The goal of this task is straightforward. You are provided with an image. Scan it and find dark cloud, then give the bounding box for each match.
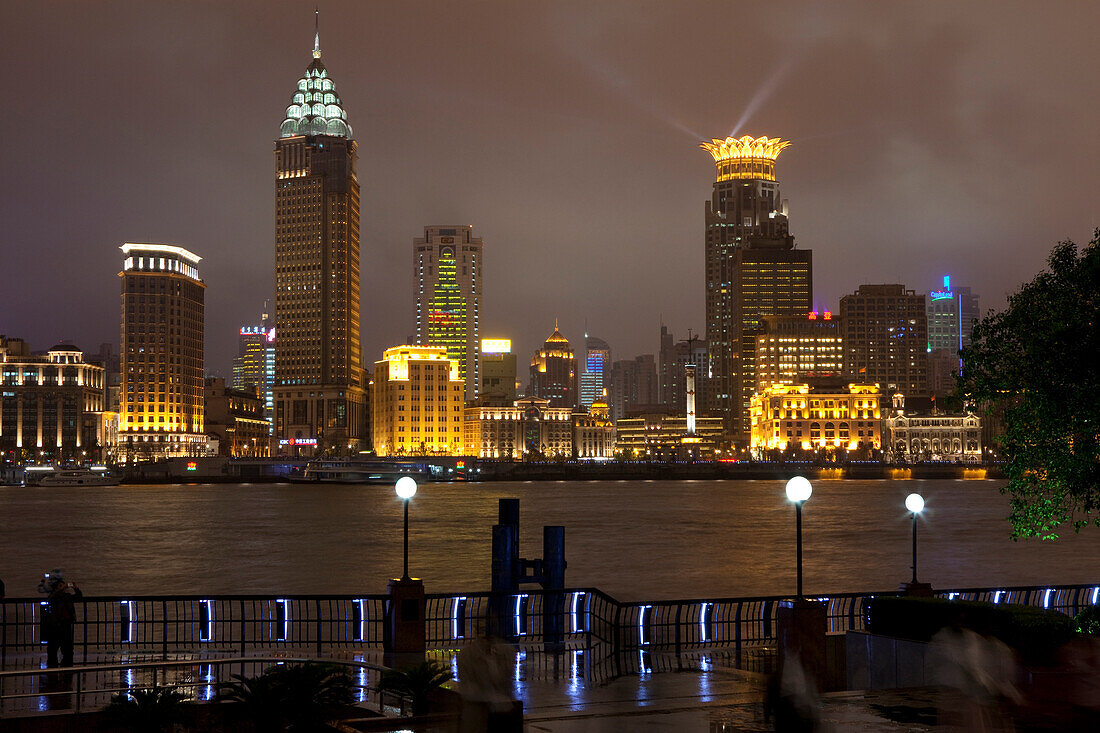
[2,1,1097,371]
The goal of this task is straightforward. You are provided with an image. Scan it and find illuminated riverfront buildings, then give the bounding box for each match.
[1,338,113,462]
[840,284,929,396]
[414,226,483,401]
[614,412,724,459]
[231,306,275,428]
[754,312,844,394]
[885,392,981,463]
[371,345,464,456]
[579,335,611,409]
[750,377,882,455]
[701,135,812,444]
[529,324,578,408]
[462,394,613,459]
[479,338,517,401]
[273,24,366,454]
[117,243,206,461]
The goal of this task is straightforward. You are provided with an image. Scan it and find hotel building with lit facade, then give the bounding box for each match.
[273,27,367,454]
[117,243,207,461]
[371,346,465,456]
[754,312,844,395]
[614,411,725,460]
[884,393,981,463]
[414,225,483,401]
[749,377,882,456]
[529,324,578,408]
[1,338,114,462]
[701,135,811,444]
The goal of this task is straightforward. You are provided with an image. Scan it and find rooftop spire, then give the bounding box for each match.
[313,8,321,59]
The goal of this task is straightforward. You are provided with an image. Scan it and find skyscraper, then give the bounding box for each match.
[231,305,275,429]
[529,323,577,408]
[579,335,611,409]
[840,284,929,396]
[118,243,206,461]
[754,312,844,394]
[414,225,483,401]
[926,276,980,352]
[273,20,366,454]
[658,326,709,415]
[610,354,659,422]
[701,135,811,443]
[479,338,517,400]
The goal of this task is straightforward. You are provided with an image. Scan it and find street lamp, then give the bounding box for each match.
[395,476,418,581]
[905,493,925,584]
[785,476,812,599]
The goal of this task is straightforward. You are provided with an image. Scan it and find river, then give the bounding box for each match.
[1,480,1096,599]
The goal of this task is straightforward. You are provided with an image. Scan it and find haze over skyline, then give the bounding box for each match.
[3,1,1098,374]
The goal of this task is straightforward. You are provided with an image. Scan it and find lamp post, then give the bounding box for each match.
[785,476,812,599]
[905,493,925,584]
[395,476,417,580]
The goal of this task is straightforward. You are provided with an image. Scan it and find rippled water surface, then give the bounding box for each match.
[1,480,1095,599]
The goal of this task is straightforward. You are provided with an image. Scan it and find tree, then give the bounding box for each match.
[959,232,1100,539]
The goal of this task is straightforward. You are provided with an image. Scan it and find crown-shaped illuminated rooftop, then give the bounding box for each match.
[700,135,791,182]
[279,11,352,139]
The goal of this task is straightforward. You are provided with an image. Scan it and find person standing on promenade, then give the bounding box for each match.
[44,578,82,667]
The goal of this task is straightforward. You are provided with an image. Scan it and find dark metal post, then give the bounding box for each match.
[911,512,918,584]
[402,499,410,581]
[795,501,804,599]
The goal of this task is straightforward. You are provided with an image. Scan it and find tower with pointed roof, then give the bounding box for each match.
[273,14,366,454]
[529,322,578,408]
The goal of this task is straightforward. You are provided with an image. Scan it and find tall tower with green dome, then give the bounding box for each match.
[273,13,366,455]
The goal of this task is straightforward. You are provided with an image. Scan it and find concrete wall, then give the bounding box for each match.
[846,630,934,690]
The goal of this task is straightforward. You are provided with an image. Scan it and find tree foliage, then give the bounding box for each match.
[959,232,1100,539]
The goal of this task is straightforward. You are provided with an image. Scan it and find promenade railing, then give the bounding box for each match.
[2,583,1097,669]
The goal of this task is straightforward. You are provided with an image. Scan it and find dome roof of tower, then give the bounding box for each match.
[279,44,352,139]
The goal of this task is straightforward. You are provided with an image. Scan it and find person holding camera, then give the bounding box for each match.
[40,571,82,667]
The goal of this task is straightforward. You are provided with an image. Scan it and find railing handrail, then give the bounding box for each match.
[0,655,388,680]
[6,580,1096,608]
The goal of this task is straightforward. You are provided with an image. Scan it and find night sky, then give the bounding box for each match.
[3,1,1098,375]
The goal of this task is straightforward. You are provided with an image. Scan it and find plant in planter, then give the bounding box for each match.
[103,685,189,732]
[1074,604,1100,636]
[218,661,355,731]
[377,660,453,716]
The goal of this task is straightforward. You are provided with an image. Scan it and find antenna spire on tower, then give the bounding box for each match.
[313,8,321,58]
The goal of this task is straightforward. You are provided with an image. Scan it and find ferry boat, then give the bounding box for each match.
[27,466,121,487]
[290,458,471,484]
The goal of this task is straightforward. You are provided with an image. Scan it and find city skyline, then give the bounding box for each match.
[4,2,1100,375]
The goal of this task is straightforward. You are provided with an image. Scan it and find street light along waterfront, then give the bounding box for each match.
[785,476,812,599]
[395,476,417,580]
[906,492,925,584]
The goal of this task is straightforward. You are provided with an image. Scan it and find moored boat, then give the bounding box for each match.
[31,467,121,487]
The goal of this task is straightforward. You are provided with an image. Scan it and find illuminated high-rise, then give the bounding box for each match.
[926,276,980,352]
[273,20,366,454]
[529,323,577,408]
[231,305,275,429]
[414,225,482,401]
[840,284,929,396]
[701,135,811,443]
[118,243,206,460]
[579,335,611,409]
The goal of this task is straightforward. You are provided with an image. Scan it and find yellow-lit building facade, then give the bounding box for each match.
[118,243,207,461]
[463,396,574,459]
[754,313,844,394]
[750,380,882,454]
[371,346,464,456]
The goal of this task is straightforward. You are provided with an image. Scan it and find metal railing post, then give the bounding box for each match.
[674,603,682,658]
[240,600,247,656]
[734,601,742,668]
[161,600,168,660]
[81,600,88,664]
[315,599,323,656]
[75,670,82,712]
